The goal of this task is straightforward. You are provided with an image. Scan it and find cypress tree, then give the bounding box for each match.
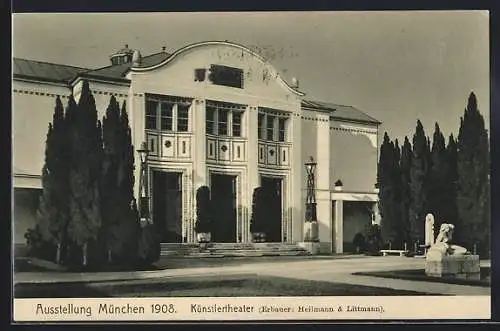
[36,96,70,264]
[400,136,412,246]
[101,96,122,263]
[442,134,459,237]
[457,92,490,254]
[392,139,403,246]
[101,98,140,266]
[377,133,400,246]
[118,100,141,265]
[429,123,447,229]
[67,81,103,267]
[409,120,429,243]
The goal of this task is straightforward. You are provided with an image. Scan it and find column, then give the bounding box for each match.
[316,114,331,251]
[334,199,344,254]
[247,106,259,242]
[129,88,146,204]
[192,99,206,243]
[291,111,303,243]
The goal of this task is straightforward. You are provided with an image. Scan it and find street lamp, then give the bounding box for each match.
[137,141,150,224]
[304,156,317,222]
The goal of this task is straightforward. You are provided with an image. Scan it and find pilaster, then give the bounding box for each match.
[334,199,344,254]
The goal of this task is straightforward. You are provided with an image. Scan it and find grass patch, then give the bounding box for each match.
[353,267,491,287]
[15,274,439,298]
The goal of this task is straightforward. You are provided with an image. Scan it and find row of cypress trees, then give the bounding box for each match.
[27,81,160,269]
[377,92,490,255]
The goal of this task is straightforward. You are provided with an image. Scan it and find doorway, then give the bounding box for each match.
[210,174,237,243]
[261,176,283,242]
[152,171,183,243]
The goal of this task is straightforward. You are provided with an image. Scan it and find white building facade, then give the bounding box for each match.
[13,41,380,253]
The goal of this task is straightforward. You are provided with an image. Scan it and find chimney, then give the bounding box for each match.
[162,46,166,53]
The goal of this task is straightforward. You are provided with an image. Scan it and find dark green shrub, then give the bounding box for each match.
[365,224,382,255]
[195,186,212,234]
[352,232,366,254]
[137,223,161,266]
[24,225,56,262]
[250,187,266,241]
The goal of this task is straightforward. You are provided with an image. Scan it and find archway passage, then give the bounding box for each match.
[152,171,183,243]
[210,174,237,243]
[343,201,373,253]
[261,176,283,242]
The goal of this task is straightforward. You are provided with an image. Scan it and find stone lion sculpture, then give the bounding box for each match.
[427,223,469,257]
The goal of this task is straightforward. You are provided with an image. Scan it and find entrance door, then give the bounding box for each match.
[210,174,237,243]
[152,171,183,243]
[261,176,283,242]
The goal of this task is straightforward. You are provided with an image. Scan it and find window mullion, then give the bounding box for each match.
[228,110,233,137]
[263,114,267,141]
[156,100,161,130]
[215,108,219,136]
[173,103,178,132]
[274,116,278,141]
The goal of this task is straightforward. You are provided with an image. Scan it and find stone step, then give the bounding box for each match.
[159,242,310,258]
[165,250,310,258]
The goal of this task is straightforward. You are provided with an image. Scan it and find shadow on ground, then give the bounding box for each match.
[14,255,365,273]
[14,274,441,298]
[352,267,491,287]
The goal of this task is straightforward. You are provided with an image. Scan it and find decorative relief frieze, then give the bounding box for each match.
[13,88,71,98]
[13,88,129,98]
[146,131,193,160]
[92,90,128,97]
[206,137,247,164]
[258,142,291,168]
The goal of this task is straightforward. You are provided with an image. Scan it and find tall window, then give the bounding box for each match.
[146,100,158,130]
[278,118,287,142]
[267,115,275,141]
[160,103,173,131]
[258,113,265,140]
[205,103,245,137]
[145,96,190,132]
[258,111,288,142]
[218,109,229,136]
[206,107,216,135]
[177,105,189,132]
[232,112,242,137]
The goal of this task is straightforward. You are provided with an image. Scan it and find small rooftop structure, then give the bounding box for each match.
[109,44,135,66]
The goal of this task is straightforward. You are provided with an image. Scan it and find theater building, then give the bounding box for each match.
[13,41,381,254]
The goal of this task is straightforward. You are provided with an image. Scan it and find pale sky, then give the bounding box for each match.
[12,11,490,143]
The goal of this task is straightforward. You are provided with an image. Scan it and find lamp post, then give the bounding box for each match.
[301,156,319,250]
[304,156,317,222]
[137,141,150,225]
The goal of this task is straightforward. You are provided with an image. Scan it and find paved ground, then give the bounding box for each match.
[14,256,490,296]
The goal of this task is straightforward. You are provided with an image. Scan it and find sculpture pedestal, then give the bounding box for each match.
[425,254,480,281]
[299,221,320,255]
[303,221,319,242]
[298,241,321,255]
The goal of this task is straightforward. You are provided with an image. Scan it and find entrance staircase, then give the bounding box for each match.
[160,242,311,258]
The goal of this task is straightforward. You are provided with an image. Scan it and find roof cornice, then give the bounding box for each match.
[12,75,71,87]
[128,40,306,97]
[70,74,131,87]
[329,116,381,126]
